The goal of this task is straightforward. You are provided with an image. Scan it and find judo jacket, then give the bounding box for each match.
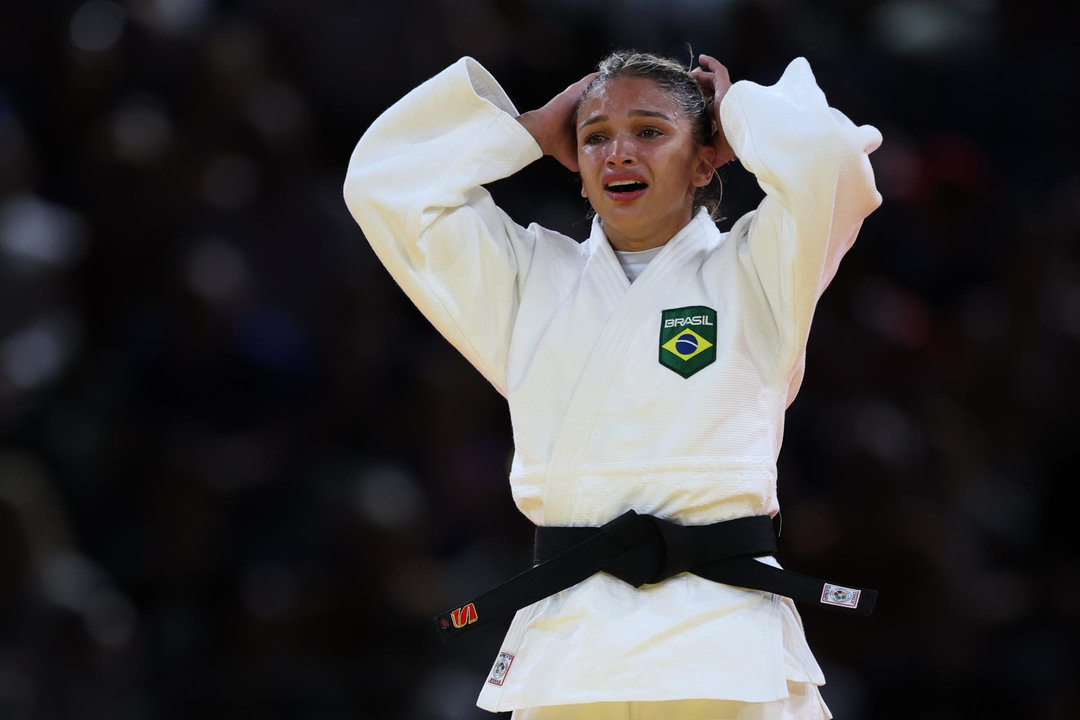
[344,56,882,711]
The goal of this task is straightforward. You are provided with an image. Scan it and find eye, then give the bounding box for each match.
[639,127,663,139]
[582,133,607,146]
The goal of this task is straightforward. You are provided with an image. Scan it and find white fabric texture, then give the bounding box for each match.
[510,679,830,719]
[344,56,880,714]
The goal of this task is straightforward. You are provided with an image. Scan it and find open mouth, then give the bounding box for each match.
[605,179,648,193]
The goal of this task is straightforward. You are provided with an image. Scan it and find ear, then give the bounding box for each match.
[693,146,717,188]
[581,181,589,198]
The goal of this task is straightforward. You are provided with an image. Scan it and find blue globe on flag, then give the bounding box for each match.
[675,333,698,355]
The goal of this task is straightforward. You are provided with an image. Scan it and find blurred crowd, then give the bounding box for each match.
[1,0,1077,718]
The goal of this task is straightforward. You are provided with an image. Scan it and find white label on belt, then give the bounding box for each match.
[821,583,861,608]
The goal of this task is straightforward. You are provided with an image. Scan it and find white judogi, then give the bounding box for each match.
[344,56,881,716]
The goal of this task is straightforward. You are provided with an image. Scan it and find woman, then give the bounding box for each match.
[344,49,881,720]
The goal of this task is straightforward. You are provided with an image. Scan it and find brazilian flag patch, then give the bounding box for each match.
[659,306,717,378]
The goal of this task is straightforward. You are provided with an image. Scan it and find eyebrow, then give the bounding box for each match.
[578,109,673,130]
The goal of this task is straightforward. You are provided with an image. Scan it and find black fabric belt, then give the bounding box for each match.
[434,509,877,643]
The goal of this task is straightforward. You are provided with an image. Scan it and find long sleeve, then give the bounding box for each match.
[720,57,882,404]
[343,57,544,395]
[344,56,881,713]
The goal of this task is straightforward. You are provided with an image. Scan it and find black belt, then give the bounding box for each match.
[434,510,876,643]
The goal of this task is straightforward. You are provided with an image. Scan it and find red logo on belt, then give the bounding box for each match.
[450,603,478,628]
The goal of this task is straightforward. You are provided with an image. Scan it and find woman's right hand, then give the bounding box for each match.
[517,72,597,173]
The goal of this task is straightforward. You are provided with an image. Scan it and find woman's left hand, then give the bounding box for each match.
[690,54,736,168]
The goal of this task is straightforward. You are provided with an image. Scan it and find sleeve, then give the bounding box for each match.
[720,57,882,405]
[342,57,544,396]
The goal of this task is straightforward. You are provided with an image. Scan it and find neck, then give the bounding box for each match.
[602,206,696,252]
[606,232,668,252]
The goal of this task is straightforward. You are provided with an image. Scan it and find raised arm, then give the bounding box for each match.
[343,58,544,395]
[708,56,882,403]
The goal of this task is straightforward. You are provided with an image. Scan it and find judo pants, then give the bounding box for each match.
[510,680,830,720]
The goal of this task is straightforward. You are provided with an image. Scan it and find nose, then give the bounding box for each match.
[606,136,637,167]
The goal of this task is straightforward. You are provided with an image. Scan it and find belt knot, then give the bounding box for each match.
[600,510,760,587]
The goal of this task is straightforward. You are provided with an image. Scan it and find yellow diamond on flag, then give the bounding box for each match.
[661,329,713,361]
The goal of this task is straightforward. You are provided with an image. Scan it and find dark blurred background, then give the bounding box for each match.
[1,0,1078,718]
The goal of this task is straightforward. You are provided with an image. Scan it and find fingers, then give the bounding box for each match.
[695,54,730,84]
[691,54,730,97]
[690,69,715,96]
[564,72,598,101]
[693,55,735,167]
[577,71,599,90]
[544,72,597,112]
[697,53,721,72]
[694,54,733,118]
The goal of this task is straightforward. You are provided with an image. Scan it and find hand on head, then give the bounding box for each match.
[690,54,736,168]
[517,72,598,173]
[520,53,735,173]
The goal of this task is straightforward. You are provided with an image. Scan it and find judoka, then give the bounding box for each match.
[344,49,882,719]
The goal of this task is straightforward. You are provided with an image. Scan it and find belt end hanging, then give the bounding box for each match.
[818,582,877,615]
[434,601,481,644]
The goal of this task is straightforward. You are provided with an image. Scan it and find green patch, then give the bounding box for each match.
[659,306,717,378]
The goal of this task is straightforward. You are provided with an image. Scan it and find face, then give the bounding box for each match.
[576,76,714,251]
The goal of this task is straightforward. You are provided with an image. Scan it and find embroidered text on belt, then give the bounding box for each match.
[434,509,877,643]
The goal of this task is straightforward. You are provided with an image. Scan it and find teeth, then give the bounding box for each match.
[606,179,647,193]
